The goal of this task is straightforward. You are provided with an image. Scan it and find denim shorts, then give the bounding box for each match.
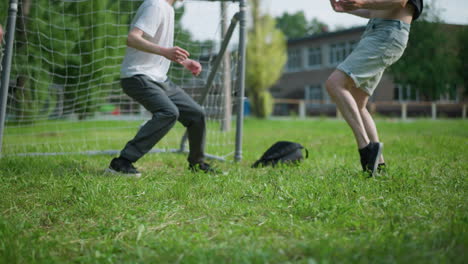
[337,18,410,95]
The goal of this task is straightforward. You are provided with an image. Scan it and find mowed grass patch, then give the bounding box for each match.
[0,119,467,263]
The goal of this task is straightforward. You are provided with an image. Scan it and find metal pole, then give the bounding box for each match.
[336,106,342,119]
[179,131,188,152]
[178,12,239,153]
[299,100,306,119]
[463,104,467,119]
[0,0,19,157]
[401,102,407,121]
[197,13,239,105]
[221,2,232,132]
[234,0,246,162]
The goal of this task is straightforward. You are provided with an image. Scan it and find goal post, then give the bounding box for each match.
[0,0,19,157]
[0,0,247,161]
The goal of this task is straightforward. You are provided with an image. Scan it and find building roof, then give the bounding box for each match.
[287,26,366,44]
[288,22,468,45]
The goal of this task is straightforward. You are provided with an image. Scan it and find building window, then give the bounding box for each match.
[394,84,420,101]
[329,44,337,65]
[287,48,303,72]
[329,41,358,65]
[395,84,459,102]
[329,43,346,65]
[349,40,358,53]
[307,47,322,68]
[305,84,322,101]
[438,84,459,102]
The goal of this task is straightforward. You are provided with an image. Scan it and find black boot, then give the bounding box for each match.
[106,157,141,177]
[359,142,383,177]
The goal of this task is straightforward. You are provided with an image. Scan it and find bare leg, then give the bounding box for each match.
[326,70,370,149]
[348,85,385,163]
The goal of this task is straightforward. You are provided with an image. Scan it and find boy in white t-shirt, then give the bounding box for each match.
[107,0,215,177]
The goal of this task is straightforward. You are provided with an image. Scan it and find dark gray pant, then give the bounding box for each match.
[119,75,206,164]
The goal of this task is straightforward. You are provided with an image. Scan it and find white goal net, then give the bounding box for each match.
[0,0,243,160]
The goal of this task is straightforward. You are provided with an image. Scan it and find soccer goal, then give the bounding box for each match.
[0,0,247,161]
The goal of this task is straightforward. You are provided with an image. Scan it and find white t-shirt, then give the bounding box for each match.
[121,0,174,82]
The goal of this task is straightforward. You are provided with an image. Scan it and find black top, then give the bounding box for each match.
[409,0,424,21]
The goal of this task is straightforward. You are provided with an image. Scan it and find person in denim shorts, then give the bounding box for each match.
[326,0,423,176]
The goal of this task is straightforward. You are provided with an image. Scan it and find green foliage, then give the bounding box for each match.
[458,27,468,94]
[247,0,287,118]
[8,0,76,122]
[0,119,467,263]
[4,0,201,122]
[276,11,328,39]
[253,91,273,118]
[6,0,135,121]
[64,1,119,119]
[389,5,461,100]
[0,1,8,22]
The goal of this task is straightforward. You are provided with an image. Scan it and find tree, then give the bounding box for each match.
[247,0,287,118]
[2,0,207,122]
[458,27,468,96]
[276,11,328,39]
[4,0,126,121]
[389,4,461,100]
[9,0,66,123]
[309,18,329,35]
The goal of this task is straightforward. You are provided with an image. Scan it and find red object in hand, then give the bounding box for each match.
[0,25,4,43]
[183,59,202,76]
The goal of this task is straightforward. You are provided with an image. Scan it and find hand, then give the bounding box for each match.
[330,0,345,12]
[162,46,190,63]
[334,0,365,12]
[181,59,202,76]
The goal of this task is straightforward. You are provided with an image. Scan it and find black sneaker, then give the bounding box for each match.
[106,157,141,178]
[189,162,218,174]
[359,142,383,177]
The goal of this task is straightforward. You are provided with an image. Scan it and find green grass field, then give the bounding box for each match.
[0,119,467,263]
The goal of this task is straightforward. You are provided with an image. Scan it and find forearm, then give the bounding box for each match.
[126,27,189,63]
[347,9,372,18]
[361,0,408,10]
[180,58,195,67]
[127,34,166,56]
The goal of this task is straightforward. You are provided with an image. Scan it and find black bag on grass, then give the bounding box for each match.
[251,141,308,168]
